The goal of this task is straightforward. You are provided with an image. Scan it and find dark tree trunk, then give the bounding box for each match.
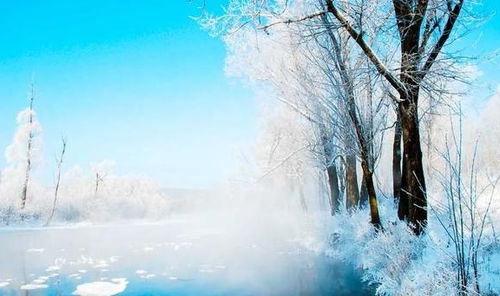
[393,1,428,234]
[359,175,368,207]
[393,110,402,203]
[345,154,359,209]
[398,97,427,234]
[319,130,340,215]
[326,165,340,215]
[360,161,382,228]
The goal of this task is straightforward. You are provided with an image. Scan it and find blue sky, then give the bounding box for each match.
[0,1,498,189]
[0,0,257,189]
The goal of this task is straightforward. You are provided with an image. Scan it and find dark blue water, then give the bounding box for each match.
[0,217,373,295]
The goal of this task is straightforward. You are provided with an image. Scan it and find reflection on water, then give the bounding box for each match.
[0,215,373,296]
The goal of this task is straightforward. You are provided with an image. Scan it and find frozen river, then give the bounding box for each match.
[0,215,373,295]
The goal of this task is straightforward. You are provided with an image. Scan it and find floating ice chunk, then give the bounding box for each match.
[0,282,9,288]
[78,270,87,273]
[168,276,178,281]
[94,261,109,268]
[20,283,48,290]
[215,265,227,270]
[72,278,128,296]
[48,273,59,278]
[26,248,44,253]
[135,270,147,275]
[109,256,119,263]
[33,278,47,284]
[140,274,156,279]
[46,265,60,272]
[143,247,154,252]
[69,274,80,278]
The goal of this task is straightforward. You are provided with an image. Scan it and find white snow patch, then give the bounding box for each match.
[72,278,128,296]
[26,248,44,253]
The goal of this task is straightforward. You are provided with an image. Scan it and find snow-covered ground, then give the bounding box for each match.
[0,213,371,296]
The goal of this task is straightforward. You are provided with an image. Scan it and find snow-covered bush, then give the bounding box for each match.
[324,191,499,296]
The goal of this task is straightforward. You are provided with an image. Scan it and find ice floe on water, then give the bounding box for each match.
[72,278,128,296]
[0,282,10,288]
[94,260,109,268]
[20,283,49,290]
[33,276,49,284]
[135,270,147,275]
[46,265,60,272]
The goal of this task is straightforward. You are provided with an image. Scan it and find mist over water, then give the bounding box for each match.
[0,208,373,296]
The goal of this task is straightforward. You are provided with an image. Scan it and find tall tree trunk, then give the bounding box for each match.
[319,130,340,215]
[345,154,359,209]
[359,175,368,207]
[360,161,381,228]
[398,98,427,235]
[393,110,402,203]
[21,88,35,210]
[46,138,66,226]
[326,164,340,215]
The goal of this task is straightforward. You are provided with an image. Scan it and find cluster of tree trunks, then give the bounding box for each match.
[323,0,464,235]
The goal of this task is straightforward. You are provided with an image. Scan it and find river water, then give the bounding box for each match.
[0,215,373,296]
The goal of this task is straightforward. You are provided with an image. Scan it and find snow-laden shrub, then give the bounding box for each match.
[324,194,500,296]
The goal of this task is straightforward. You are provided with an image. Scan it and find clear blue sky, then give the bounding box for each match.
[0,0,258,189]
[0,1,498,189]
